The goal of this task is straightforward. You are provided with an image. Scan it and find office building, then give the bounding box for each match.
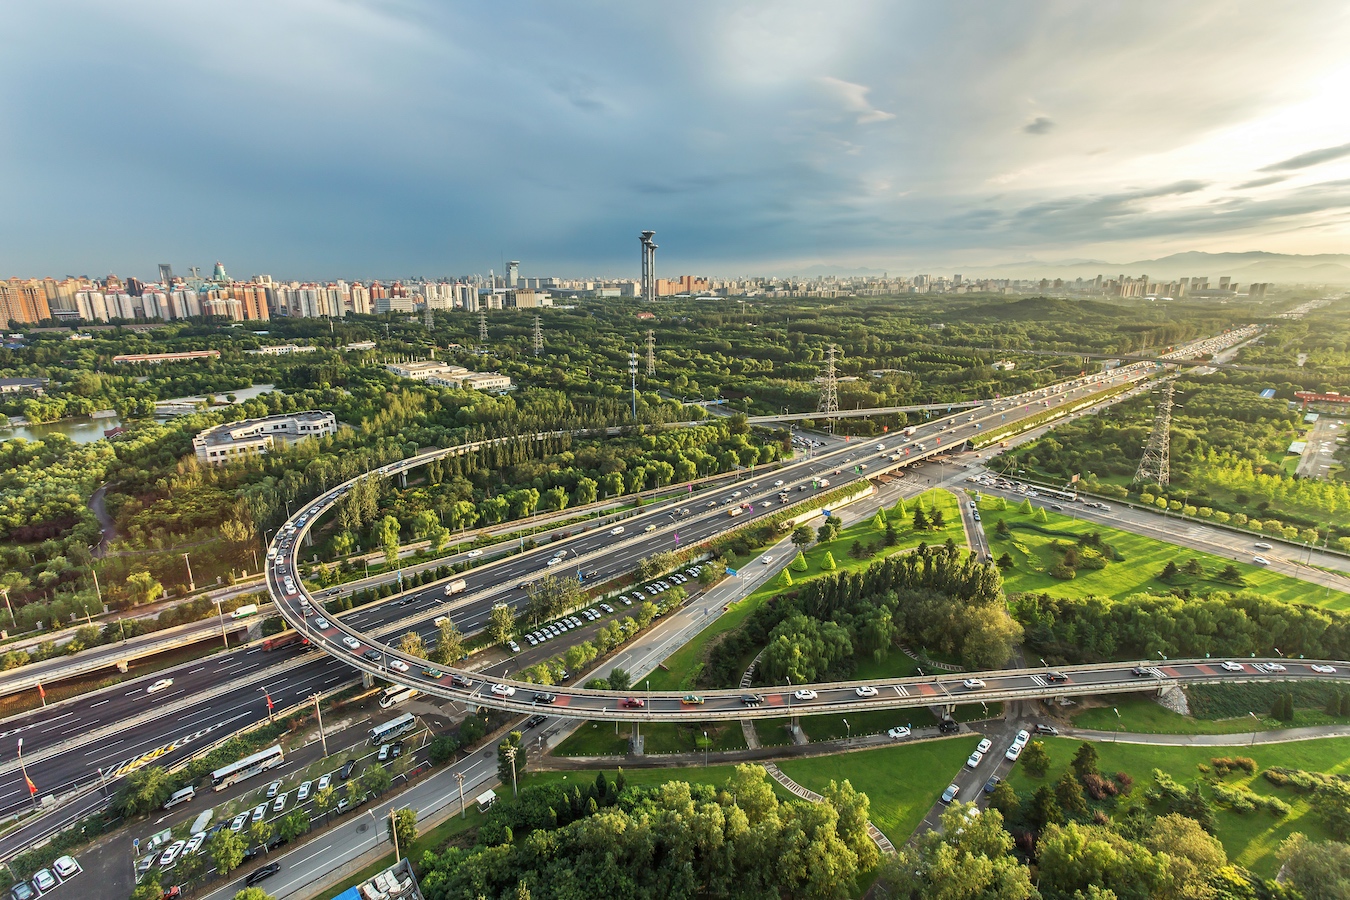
[506,260,520,288]
[193,410,338,465]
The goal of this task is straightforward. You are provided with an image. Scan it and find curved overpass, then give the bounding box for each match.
[265,362,1310,722]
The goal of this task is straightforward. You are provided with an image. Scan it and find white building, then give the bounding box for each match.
[385,360,465,380]
[193,411,338,465]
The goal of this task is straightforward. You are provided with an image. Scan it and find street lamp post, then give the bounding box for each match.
[389,808,400,862]
[213,596,229,650]
[1249,712,1259,747]
[843,718,850,745]
[504,744,518,798]
[311,693,328,757]
[454,771,466,819]
[182,552,195,592]
[703,731,709,767]
[0,588,13,629]
[1113,707,1121,743]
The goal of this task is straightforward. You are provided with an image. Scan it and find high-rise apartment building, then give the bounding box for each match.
[506,261,520,289]
[0,278,53,324]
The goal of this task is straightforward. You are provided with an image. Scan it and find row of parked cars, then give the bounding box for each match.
[8,856,80,900]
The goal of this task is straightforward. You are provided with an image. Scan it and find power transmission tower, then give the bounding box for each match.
[478,307,488,343]
[645,330,656,376]
[1133,381,1174,487]
[532,316,543,357]
[817,344,840,431]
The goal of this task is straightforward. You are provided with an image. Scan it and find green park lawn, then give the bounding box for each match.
[1074,694,1350,735]
[1004,735,1350,877]
[779,736,982,845]
[553,718,748,757]
[647,489,967,692]
[981,499,1350,608]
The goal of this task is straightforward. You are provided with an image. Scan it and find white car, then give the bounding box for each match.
[389,659,410,673]
[272,793,287,813]
[546,557,563,566]
[230,813,249,832]
[966,750,984,768]
[976,738,993,754]
[342,635,361,649]
[793,689,818,700]
[158,840,187,867]
[297,780,312,802]
[773,480,784,487]
[52,856,79,879]
[1311,664,1338,674]
[1253,556,1270,566]
[466,548,483,558]
[251,803,268,823]
[610,526,625,535]
[962,679,986,690]
[855,686,878,698]
[314,617,330,629]
[31,870,57,893]
[762,556,774,565]
[147,678,174,694]
[1255,662,1286,673]
[491,683,516,697]
[887,726,911,740]
[508,640,520,653]
[1014,729,1030,745]
[317,774,332,792]
[1220,661,1245,673]
[1005,743,1024,762]
[183,832,206,856]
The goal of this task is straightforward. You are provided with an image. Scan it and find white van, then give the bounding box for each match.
[164,786,195,810]
[231,604,258,619]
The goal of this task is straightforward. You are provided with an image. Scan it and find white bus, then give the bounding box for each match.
[210,745,284,791]
[369,712,416,746]
[378,686,419,710]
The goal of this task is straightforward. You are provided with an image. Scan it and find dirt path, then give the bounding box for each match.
[88,483,117,558]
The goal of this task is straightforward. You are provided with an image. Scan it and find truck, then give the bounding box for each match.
[903,426,917,437]
[445,579,467,596]
[728,506,744,517]
[817,478,831,488]
[231,604,258,619]
[262,631,304,651]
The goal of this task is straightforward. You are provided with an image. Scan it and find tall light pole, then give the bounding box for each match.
[703,730,709,768]
[212,596,229,649]
[311,693,328,757]
[842,719,850,745]
[1249,711,1259,747]
[389,808,401,861]
[454,771,466,819]
[503,744,518,798]
[0,588,13,629]
[182,553,195,592]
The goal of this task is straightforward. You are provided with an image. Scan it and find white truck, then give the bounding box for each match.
[445,579,468,596]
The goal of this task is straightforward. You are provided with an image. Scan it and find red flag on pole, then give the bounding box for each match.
[37,682,44,701]
[264,691,274,711]
[25,776,37,796]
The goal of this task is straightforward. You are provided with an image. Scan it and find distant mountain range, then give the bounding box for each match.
[794,252,1350,284]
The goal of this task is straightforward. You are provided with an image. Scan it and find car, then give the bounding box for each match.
[983,775,1002,794]
[338,759,357,780]
[962,679,986,690]
[681,695,705,705]
[1311,664,1338,674]
[245,863,281,887]
[622,596,633,605]
[973,512,981,521]
[622,697,645,708]
[466,548,483,557]
[976,738,993,754]
[147,678,174,694]
[1005,743,1024,761]
[967,751,984,768]
[533,692,557,704]
[362,648,382,662]
[1220,660,1245,672]
[491,683,516,697]
[230,813,249,832]
[336,797,352,814]
[1035,724,1059,735]
[1253,556,1270,566]
[266,780,282,798]
[313,616,330,629]
[793,689,818,700]
[1045,672,1068,683]
[183,832,206,856]
[773,480,784,487]
[52,856,79,879]
[1254,542,1272,550]
[740,694,765,706]
[546,557,563,566]
[941,784,960,803]
[525,715,547,729]
[272,793,287,813]
[855,685,878,698]
[158,839,187,867]
[251,803,268,823]
[507,640,520,653]
[378,744,392,762]
[316,774,331,792]
[297,780,312,802]
[938,719,961,734]
[1130,666,1156,677]
[422,666,444,678]
[10,882,35,900]
[1255,662,1286,673]
[762,556,774,565]
[1014,729,1030,745]
[389,659,410,673]
[342,636,361,649]
[31,871,56,894]
[886,726,911,740]
[1050,504,1063,512]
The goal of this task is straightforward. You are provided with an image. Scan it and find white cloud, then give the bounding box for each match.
[819,76,895,125]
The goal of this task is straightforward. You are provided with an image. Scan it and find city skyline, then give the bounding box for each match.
[3,2,1350,277]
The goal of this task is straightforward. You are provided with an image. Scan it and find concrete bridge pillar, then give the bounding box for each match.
[399,471,408,488]
[362,671,375,689]
[629,723,645,756]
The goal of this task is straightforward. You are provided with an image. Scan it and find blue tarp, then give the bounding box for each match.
[329,889,362,900]
[1260,388,1276,399]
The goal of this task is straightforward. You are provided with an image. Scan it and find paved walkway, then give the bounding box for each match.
[1064,723,1350,746]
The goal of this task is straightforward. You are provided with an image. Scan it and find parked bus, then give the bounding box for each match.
[210,745,284,791]
[368,712,416,745]
[379,686,419,709]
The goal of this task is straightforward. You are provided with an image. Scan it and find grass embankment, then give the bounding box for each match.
[1004,736,1350,878]
[646,488,966,693]
[779,736,981,845]
[553,719,747,757]
[1074,693,1350,735]
[982,498,1350,608]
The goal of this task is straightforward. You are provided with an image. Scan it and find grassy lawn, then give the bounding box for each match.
[553,719,747,756]
[983,499,1350,608]
[520,765,795,800]
[779,736,982,845]
[646,489,966,692]
[1074,694,1350,735]
[1004,735,1350,877]
[798,709,924,741]
[853,651,923,681]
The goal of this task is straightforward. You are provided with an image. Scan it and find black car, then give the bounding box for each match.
[362,648,382,662]
[533,692,557,704]
[1045,672,1068,683]
[338,759,357,780]
[245,863,281,887]
[740,694,765,706]
[1130,666,1155,677]
[390,741,403,759]
[524,714,547,729]
[938,719,960,734]
[983,775,1002,794]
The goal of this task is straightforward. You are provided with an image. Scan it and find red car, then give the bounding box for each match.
[621,697,645,709]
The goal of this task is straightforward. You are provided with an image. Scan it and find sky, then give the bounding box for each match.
[4,0,1350,281]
